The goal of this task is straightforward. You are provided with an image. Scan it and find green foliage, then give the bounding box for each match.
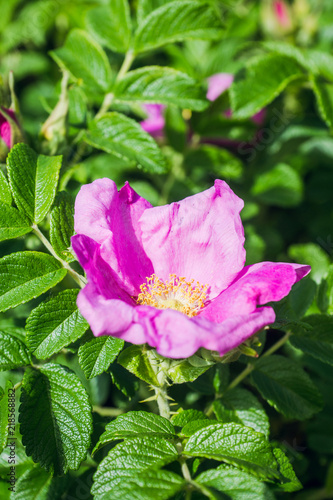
[118,345,160,386]
[291,315,333,366]
[134,1,224,53]
[85,0,132,54]
[251,355,323,420]
[78,334,124,379]
[12,466,67,500]
[26,289,89,359]
[19,363,92,475]
[0,330,31,370]
[85,113,167,174]
[50,29,112,93]
[0,170,12,205]
[0,252,66,312]
[0,381,12,454]
[6,144,62,223]
[49,192,75,263]
[115,66,208,110]
[0,202,31,242]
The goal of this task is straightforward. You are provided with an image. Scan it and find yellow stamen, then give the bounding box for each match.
[136,274,208,317]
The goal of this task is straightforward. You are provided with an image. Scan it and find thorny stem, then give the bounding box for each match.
[206,331,292,416]
[147,350,171,419]
[32,224,87,289]
[92,406,123,417]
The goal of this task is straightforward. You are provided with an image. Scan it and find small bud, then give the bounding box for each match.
[0,107,23,161]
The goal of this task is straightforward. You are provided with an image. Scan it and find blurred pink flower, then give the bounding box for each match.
[0,107,17,149]
[72,179,310,359]
[273,0,292,28]
[140,104,166,137]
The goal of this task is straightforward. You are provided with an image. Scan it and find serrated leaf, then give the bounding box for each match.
[50,192,75,263]
[168,355,214,384]
[11,465,68,500]
[184,423,281,481]
[273,448,302,492]
[7,144,62,223]
[109,364,140,399]
[181,419,218,437]
[291,315,333,366]
[50,29,112,93]
[85,112,167,174]
[92,437,180,499]
[19,363,92,475]
[171,409,208,427]
[196,464,276,500]
[134,0,223,53]
[86,0,132,53]
[78,335,124,380]
[115,66,207,110]
[117,345,159,386]
[26,289,89,360]
[0,170,12,205]
[93,411,176,454]
[312,77,333,128]
[230,54,304,119]
[0,252,66,312]
[0,381,13,454]
[0,330,31,371]
[251,355,323,420]
[0,202,32,242]
[213,388,269,437]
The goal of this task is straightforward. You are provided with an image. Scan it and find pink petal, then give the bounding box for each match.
[140,104,165,136]
[0,108,16,148]
[139,179,246,299]
[207,73,234,102]
[73,179,153,295]
[145,306,275,358]
[201,262,311,323]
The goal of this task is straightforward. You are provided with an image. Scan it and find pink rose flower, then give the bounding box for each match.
[273,0,292,28]
[140,104,166,137]
[0,107,17,149]
[71,179,310,359]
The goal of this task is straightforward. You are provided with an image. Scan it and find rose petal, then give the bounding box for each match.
[139,179,245,298]
[207,73,234,101]
[145,306,275,358]
[74,179,153,295]
[201,261,311,323]
[140,104,166,136]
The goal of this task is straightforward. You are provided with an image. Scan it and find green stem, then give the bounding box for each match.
[92,406,123,417]
[13,381,22,391]
[95,49,134,120]
[32,224,87,289]
[147,349,171,419]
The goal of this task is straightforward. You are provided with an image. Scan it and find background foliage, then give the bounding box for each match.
[0,0,333,499]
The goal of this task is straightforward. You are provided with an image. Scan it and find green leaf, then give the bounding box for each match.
[50,29,112,93]
[317,265,333,314]
[115,66,207,111]
[109,364,140,399]
[168,355,214,384]
[251,355,323,420]
[137,0,176,24]
[26,289,89,360]
[251,163,303,207]
[49,192,75,263]
[93,411,176,454]
[134,0,224,54]
[196,464,276,500]
[230,54,304,119]
[0,330,31,371]
[19,363,92,475]
[273,448,302,492]
[213,388,270,437]
[0,202,32,242]
[171,409,208,427]
[86,0,132,53]
[11,465,67,500]
[288,243,329,284]
[0,170,12,205]
[78,335,124,380]
[185,145,244,180]
[92,437,181,500]
[0,252,66,312]
[181,419,218,437]
[6,144,62,223]
[117,345,159,386]
[312,77,333,128]
[291,315,333,366]
[0,381,13,454]
[85,112,167,174]
[164,105,187,153]
[184,422,281,481]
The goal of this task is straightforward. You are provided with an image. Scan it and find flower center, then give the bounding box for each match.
[136,274,208,317]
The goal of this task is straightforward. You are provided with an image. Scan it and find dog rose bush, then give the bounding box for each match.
[0,1,332,499]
